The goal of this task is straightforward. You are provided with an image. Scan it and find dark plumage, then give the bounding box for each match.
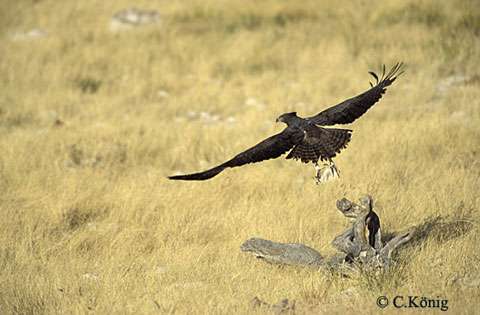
[169,63,404,181]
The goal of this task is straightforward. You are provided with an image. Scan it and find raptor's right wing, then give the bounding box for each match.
[307,63,404,126]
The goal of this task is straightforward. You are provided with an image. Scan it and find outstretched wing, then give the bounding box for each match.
[168,128,304,181]
[307,62,404,126]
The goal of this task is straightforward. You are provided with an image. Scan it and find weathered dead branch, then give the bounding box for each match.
[241,195,415,271]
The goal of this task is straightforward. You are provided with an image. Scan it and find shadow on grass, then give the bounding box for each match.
[361,213,476,291]
[383,211,476,249]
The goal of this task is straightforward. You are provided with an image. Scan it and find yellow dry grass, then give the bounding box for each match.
[1,0,479,314]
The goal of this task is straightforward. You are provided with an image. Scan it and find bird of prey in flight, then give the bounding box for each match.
[169,63,404,183]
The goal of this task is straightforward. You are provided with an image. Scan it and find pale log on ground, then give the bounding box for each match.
[241,195,415,270]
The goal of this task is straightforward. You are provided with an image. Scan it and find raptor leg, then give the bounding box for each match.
[313,159,340,184]
[313,162,322,185]
[328,159,340,176]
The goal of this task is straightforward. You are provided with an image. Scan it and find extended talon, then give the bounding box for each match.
[313,161,340,184]
[314,163,321,184]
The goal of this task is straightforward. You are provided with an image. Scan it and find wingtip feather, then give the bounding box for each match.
[368,71,379,83]
[372,62,406,85]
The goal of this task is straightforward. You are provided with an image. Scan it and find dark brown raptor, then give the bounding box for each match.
[169,63,404,182]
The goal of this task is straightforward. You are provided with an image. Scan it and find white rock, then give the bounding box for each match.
[110,7,161,32]
[157,90,170,98]
[225,116,236,124]
[10,28,47,41]
[245,97,259,107]
[186,111,198,119]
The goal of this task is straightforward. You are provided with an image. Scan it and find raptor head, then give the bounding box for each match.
[276,112,298,125]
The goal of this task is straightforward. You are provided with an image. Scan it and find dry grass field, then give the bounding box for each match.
[1,0,479,314]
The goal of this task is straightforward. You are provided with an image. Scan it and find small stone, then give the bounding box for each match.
[157,90,170,98]
[245,97,258,107]
[225,116,236,123]
[110,7,161,32]
[10,28,47,41]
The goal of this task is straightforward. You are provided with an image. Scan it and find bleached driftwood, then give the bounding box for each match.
[241,195,415,270]
[241,238,324,267]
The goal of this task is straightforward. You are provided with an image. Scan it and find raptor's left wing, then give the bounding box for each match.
[168,127,304,181]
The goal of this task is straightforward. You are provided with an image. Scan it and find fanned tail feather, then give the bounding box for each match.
[286,128,352,163]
